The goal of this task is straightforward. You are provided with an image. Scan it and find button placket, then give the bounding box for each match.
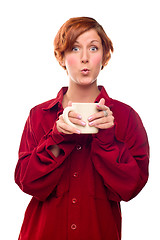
[73,171,79,178]
[68,144,83,237]
[72,198,77,204]
[71,223,77,230]
[76,144,82,151]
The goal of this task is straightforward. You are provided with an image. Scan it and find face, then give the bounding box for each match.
[63,29,103,86]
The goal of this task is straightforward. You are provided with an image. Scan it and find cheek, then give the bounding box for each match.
[92,54,103,67]
[65,55,77,68]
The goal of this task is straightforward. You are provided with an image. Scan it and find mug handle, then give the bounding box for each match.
[63,106,76,128]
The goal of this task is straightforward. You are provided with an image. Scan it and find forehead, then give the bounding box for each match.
[75,29,102,44]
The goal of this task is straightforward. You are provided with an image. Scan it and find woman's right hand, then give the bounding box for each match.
[56,102,86,134]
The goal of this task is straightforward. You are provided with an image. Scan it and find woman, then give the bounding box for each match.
[15,17,149,240]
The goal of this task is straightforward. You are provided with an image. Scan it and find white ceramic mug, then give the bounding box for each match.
[63,103,99,134]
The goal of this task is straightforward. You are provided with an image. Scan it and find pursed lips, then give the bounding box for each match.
[81,68,90,75]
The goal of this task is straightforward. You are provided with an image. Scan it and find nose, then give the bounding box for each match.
[81,49,89,64]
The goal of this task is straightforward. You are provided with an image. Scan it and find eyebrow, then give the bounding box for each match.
[90,40,100,43]
[74,40,100,44]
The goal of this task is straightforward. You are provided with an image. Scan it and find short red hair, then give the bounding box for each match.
[54,17,114,70]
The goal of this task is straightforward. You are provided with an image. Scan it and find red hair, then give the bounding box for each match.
[54,17,114,70]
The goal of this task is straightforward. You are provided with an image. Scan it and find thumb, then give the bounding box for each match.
[98,98,105,106]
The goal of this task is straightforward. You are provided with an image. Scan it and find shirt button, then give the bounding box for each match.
[73,172,79,178]
[72,198,77,204]
[71,224,77,230]
[76,145,82,150]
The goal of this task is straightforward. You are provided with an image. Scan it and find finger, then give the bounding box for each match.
[93,116,114,129]
[61,108,84,125]
[58,126,77,134]
[88,109,112,122]
[63,112,85,126]
[57,121,81,134]
[95,121,114,129]
[69,117,86,126]
[89,115,114,127]
[57,115,81,134]
[89,115,112,126]
[69,111,82,120]
[57,125,73,134]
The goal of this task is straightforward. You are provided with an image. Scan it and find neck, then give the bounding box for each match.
[64,81,100,104]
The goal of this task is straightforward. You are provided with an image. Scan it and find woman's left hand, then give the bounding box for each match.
[88,98,114,130]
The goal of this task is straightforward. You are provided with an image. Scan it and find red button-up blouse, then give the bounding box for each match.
[15,86,149,240]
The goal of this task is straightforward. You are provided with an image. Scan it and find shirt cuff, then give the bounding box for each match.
[49,122,77,145]
[93,124,116,146]
[50,122,65,144]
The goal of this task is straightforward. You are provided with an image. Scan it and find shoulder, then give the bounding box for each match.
[111,98,134,120]
[27,98,58,137]
[33,98,56,110]
[29,98,57,118]
[100,86,134,116]
[110,98,142,141]
[111,98,142,124]
[29,87,65,116]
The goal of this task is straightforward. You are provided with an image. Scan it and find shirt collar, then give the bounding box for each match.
[95,86,113,108]
[43,86,113,111]
[42,87,68,111]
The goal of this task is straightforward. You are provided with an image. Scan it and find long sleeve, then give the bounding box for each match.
[15,109,76,201]
[91,108,149,202]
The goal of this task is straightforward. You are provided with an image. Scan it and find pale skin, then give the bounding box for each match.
[50,29,114,157]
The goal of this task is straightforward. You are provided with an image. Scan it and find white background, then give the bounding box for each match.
[0,0,160,239]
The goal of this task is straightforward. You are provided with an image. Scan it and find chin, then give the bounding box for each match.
[76,77,97,86]
[77,82,95,87]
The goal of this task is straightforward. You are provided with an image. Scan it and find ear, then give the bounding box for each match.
[60,58,66,70]
[61,56,65,67]
[61,60,65,66]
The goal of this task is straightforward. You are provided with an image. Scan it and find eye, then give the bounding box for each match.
[72,46,80,52]
[90,46,98,52]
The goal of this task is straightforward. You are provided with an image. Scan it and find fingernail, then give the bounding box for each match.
[89,122,94,126]
[76,129,81,134]
[88,116,93,121]
[78,115,82,120]
[81,121,86,126]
